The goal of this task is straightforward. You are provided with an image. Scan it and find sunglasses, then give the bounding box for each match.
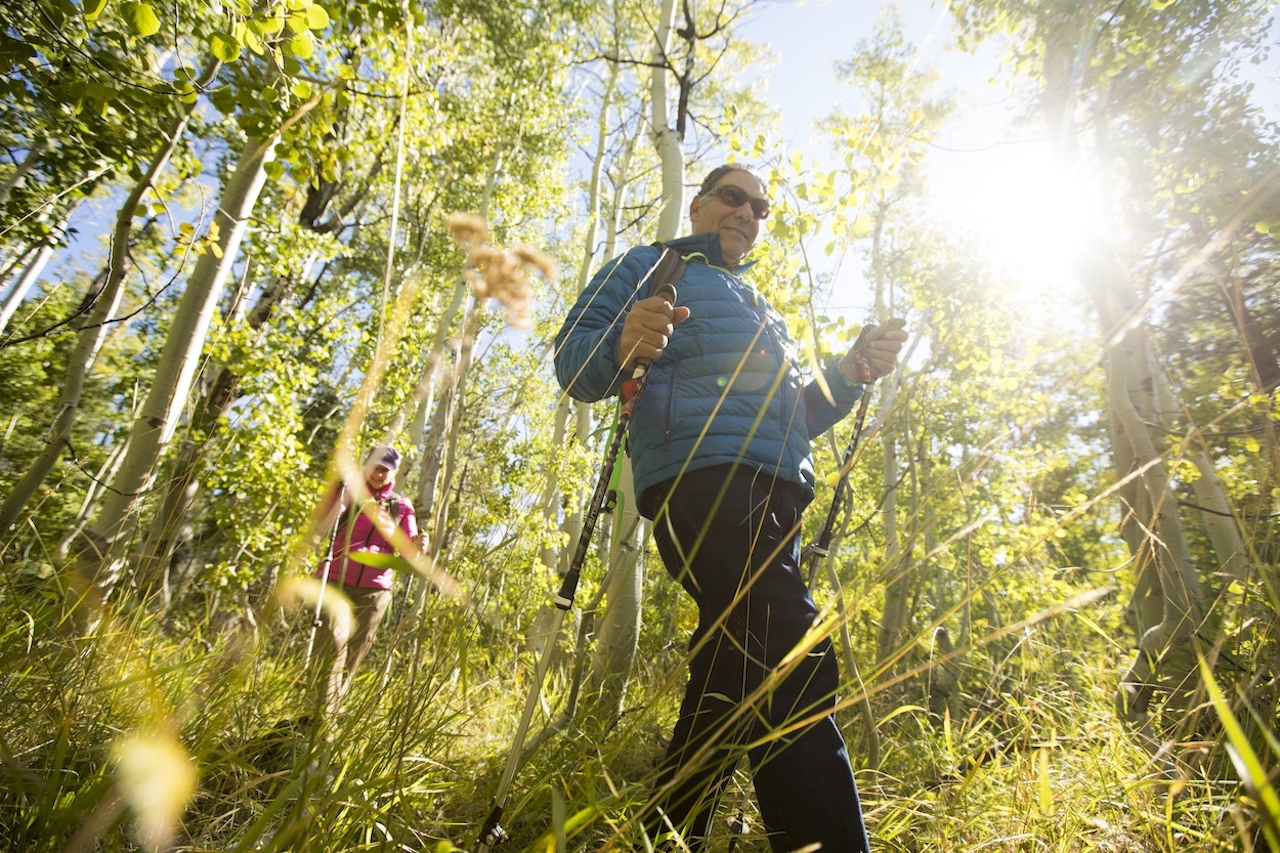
[703,184,770,220]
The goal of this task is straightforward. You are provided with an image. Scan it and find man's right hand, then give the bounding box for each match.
[616,293,690,371]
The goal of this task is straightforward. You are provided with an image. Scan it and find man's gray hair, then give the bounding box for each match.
[696,164,758,197]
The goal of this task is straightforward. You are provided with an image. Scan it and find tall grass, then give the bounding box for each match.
[0,535,1273,852]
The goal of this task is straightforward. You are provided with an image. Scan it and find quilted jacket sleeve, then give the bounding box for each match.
[803,360,865,438]
[554,247,658,402]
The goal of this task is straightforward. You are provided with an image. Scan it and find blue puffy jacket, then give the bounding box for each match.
[554,232,865,518]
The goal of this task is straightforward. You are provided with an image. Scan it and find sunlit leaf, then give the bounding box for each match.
[305,4,330,30]
[209,31,241,63]
[346,551,415,574]
[123,1,161,36]
[287,32,314,59]
[83,0,110,21]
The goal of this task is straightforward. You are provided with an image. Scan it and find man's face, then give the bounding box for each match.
[689,170,767,267]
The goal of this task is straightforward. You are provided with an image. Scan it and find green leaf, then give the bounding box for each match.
[210,86,236,113]
[125,1,161,36]
[346,551,417,575]
[237,22,264,54]
[305,4,329,30]
[286,12,309,33]
[286,32,314,59]
[209,31,241,63]
[291,80,313,99]
[83,0,110,21]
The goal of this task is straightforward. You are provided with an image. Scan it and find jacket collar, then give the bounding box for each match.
[663,232,757,273]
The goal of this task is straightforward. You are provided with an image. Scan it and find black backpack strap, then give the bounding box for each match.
[344,492,402,527]
[646,242,686,298]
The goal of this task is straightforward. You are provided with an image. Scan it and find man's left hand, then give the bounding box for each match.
[840,318,908,384]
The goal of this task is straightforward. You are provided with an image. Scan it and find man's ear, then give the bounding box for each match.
[688,194,701,221]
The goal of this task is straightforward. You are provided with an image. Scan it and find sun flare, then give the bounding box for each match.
[935,143,1103,305]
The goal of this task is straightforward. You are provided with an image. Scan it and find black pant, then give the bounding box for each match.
[645,465,870,853]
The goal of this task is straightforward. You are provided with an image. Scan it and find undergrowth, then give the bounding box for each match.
[0,565,1272,853]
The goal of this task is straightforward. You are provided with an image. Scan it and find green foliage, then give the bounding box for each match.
[0,0,1274,850]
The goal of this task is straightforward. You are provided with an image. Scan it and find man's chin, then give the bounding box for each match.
[720,232,753,265]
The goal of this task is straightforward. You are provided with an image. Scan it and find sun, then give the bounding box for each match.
[933,142,1103,307]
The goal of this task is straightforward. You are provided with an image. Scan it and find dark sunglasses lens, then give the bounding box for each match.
[714,186,769,219]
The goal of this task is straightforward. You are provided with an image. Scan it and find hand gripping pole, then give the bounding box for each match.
[475,275,679,852]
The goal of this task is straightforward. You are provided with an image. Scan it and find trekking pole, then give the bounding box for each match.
[304,482,346,668]
[804,385,873,589]
[475,282,677,853]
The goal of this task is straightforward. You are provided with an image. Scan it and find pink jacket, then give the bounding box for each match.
[317,482,419,590]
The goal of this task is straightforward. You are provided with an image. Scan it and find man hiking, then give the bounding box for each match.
[554,163,906,852]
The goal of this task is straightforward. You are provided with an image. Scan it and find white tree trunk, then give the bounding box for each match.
[649,0,684,238]
[0,138,48,211]
[0,241,55,336]
[591,62,681,718]
[76,133,276,600]
[1079,243,1205,740]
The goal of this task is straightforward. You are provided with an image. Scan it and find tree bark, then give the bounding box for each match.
[0,241,55,336]
[74,132,276,603]
[135,258,313,604]
[1078,242,1205,739]
[0,138,48,210]
[649,0,684,239]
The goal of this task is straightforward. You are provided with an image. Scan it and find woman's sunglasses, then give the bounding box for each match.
[703,184,770,220]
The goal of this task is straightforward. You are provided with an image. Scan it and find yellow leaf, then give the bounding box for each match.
[128,1,161,37]
[305,3,329,30]
[83,0,110,21]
